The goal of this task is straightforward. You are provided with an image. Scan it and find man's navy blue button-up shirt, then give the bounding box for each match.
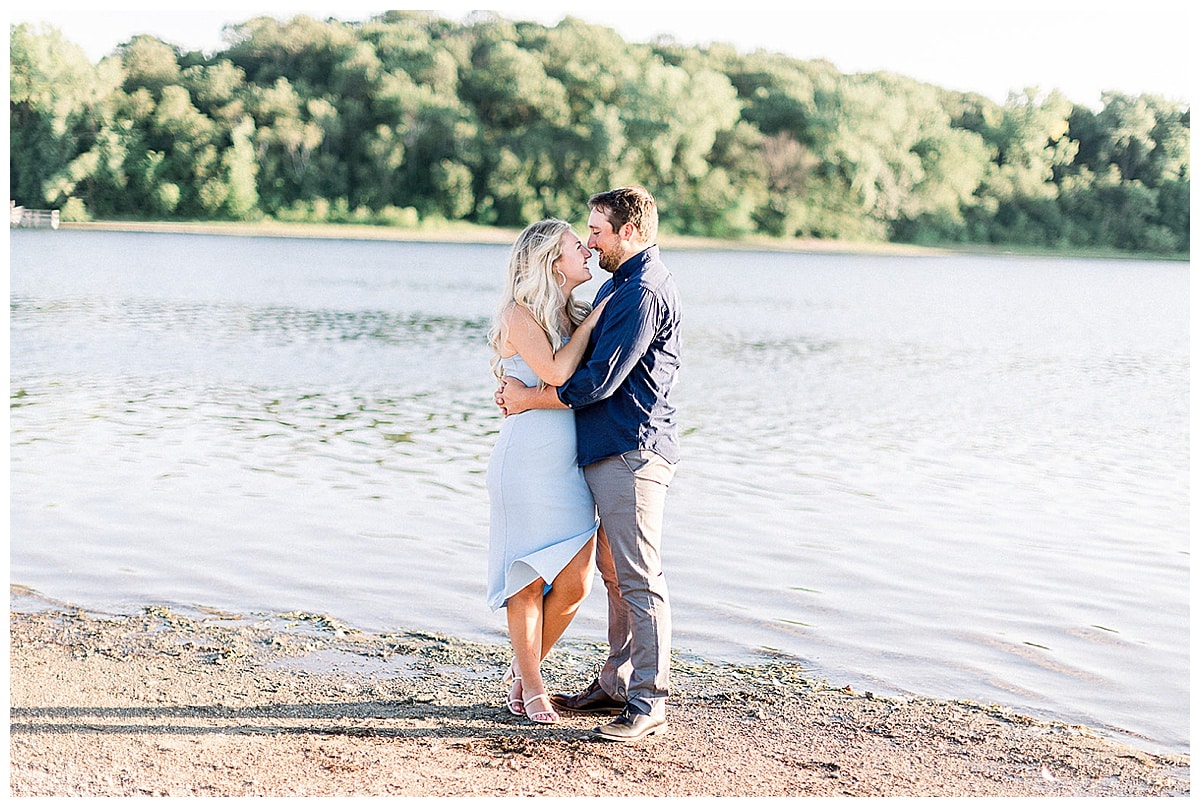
[557,245,681,467]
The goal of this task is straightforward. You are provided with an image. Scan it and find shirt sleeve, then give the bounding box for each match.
[558,284,659,409]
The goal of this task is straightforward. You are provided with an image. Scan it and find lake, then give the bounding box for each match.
[9,229,1189,755]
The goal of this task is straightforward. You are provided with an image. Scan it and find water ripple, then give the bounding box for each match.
[8,232,1189,755]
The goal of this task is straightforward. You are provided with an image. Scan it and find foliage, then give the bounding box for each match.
[9,15,1190,254]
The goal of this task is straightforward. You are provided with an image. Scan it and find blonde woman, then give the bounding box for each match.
[487,218,608,724]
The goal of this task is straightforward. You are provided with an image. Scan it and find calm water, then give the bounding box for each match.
[9,230,1189,754]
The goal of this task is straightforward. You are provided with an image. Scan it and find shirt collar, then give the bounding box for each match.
[614,245,659,284]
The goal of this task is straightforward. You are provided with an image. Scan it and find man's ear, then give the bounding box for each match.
[619,221,636,241]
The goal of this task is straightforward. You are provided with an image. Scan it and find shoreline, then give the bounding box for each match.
[48,218,1188,262]
[9,601,1190,797]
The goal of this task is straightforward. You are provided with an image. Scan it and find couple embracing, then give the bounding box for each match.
[486,186,680,743]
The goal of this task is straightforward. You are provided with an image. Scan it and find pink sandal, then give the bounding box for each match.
[523,693,559,725]
[502,663,524,716]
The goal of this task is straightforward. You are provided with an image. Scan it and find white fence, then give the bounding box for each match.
[10,203,60,230]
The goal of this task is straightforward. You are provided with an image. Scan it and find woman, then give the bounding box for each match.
[486,218,607,724]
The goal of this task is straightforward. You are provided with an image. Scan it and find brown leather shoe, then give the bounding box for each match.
[549,678,625,715]
[593,706,668,742]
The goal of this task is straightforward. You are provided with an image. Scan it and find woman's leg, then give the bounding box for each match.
[506,577,548,699]
[540,535,596,657]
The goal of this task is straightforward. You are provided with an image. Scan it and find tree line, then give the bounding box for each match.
[9,11,1190,254]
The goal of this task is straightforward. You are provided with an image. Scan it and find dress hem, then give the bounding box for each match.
[487,519,598,611]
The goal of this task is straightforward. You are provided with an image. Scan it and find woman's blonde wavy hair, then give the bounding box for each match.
[488,218,592,381]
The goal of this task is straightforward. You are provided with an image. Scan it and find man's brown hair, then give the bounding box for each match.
[588,186,658,244]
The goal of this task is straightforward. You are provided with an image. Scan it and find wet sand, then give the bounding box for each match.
[8,603,1189,797]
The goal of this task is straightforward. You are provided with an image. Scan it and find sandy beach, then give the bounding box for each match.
[8,602,1189,797]
[56,217,1186,261]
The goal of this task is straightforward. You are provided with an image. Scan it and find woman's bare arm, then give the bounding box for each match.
[500,297,608,386]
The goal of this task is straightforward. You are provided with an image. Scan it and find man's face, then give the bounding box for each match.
[587,208,624,274]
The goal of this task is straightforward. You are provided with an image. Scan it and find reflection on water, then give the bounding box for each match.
[9,230,1189,755]
[12,294,487,353]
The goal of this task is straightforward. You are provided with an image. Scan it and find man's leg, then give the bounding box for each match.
[584,450,675,720]
[594,524,634,699]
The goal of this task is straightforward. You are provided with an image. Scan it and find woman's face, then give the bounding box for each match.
[554,231,593,292]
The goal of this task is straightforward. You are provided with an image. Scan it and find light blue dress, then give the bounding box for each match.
[487,350,598,611]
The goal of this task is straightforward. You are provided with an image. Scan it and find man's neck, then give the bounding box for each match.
[620,241,651,262]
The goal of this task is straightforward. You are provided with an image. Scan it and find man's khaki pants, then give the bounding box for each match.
[584,449,676,719]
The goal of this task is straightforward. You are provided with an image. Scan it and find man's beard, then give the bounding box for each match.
[598,250,622,273]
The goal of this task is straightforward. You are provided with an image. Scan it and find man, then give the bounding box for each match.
[496,186,681,742]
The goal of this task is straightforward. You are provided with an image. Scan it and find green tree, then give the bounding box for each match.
[1059,93,1189,250]
[247,77,325,209]
[10,24,118,207]
[119,34,182,97]
[182,59,249,126]
[221,115,260,218]
[530,17,638,209]
[1143,96,1190,185]
[1096,92,1159,183]
[10,12,1188,252]
[459,21,576,224]
[964,89,1078,245]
